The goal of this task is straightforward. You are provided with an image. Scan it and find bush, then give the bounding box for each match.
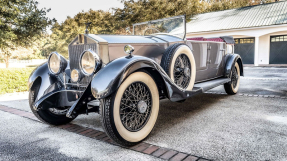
[0,68,35,94]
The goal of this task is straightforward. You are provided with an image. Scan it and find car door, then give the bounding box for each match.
[186,41,209,82]
[205,42,225,79]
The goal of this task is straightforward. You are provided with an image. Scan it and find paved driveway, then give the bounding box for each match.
[0,67,287,161]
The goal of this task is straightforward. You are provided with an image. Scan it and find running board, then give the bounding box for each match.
[170,78,230,102]
[193,78,231,92]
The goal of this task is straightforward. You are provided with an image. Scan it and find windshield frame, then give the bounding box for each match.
[132,15,186,40]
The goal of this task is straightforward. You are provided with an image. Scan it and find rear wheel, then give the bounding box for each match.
[224,62,240,95]
[29,83,75,125]
[100,72,159,146]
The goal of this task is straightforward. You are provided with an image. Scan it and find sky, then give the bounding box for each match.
[36,0,124,23]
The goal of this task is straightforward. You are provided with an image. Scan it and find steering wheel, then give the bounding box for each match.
[143,28,161,36]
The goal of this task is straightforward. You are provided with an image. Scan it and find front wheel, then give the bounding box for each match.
[29,83,75,125]
[100,72,159,146]
[224,62,240,95]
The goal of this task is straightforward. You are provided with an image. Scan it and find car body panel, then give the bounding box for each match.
[90,55,196,102]
[28,62,57,101]
[28,15,243,119]
[186,40,227,82]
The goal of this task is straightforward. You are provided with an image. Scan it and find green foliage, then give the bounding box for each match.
[0,0,52,67]
[0,67,35,94]
[47,10,117,58]
[42,0,268,58]
[3,0,274,60]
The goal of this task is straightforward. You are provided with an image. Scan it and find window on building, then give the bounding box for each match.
[235,39,239,44]
[271,35,287,42]
[239,39,254,44]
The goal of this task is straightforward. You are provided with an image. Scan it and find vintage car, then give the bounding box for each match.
[28,15,243,146]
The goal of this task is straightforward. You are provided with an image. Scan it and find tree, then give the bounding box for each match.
[43,0,274,58]
[45,10,117,58]
[0,0,52,67]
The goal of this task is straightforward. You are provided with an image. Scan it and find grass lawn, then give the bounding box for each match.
[0,68,35,94]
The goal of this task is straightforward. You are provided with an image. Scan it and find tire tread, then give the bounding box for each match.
[100,95,138,146]
[224,62,240,95]
[160,43,183,75]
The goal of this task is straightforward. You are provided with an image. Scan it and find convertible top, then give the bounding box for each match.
[220,36,235,44]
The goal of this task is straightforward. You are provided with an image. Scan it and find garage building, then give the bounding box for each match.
[186,1,287,65]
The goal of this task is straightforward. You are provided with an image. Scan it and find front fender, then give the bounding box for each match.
[91,56,200,102]
[225,54,244,78]
[28,61,71,101]
[28,62,57,101]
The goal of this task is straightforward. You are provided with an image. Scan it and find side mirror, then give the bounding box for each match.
[124,45,134,57]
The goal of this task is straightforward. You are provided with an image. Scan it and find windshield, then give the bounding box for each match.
[133,15,186,39]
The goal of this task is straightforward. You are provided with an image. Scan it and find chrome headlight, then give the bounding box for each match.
[71,69,80,82]
[80,49,101,75]
[48,52,67,75]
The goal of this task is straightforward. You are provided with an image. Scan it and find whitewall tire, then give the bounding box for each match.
[100,71,159,146]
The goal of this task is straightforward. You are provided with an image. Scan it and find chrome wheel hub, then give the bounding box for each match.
[184,67,190,77]
[173,54,191,89]
[137,100,148,114]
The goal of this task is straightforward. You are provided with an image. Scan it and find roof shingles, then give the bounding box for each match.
[187,1,287,33]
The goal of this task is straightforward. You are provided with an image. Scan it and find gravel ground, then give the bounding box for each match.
[0,67,287,160]
[210,67,287,96]
[0,110,160,161]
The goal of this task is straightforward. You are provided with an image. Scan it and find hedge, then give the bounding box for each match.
[0,68,35,94]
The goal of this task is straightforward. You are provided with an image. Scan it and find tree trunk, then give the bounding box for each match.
[4,55,9,68]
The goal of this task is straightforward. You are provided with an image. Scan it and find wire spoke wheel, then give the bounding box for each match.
[173,54,191,89]
[100,72,159,146]
[120,82,152,132]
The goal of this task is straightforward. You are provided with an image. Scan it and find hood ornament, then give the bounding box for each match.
[85,22,92,34]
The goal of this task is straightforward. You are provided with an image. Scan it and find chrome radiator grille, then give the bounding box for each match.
[68,44,97,85]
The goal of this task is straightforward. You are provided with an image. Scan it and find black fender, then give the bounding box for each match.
[28,62,56,101]
[224,54,244,78]
[90,55,201,102]
[28,61,71,101]
[29,61,84,112]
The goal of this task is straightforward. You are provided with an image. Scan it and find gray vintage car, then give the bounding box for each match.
[28,15,243,146]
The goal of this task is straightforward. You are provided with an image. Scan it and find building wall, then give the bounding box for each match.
[258,31,287,65]
[258,34,270,65]
[186,24,287,65]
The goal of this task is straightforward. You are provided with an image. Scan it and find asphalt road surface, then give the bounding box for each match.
[0,67,287,161]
